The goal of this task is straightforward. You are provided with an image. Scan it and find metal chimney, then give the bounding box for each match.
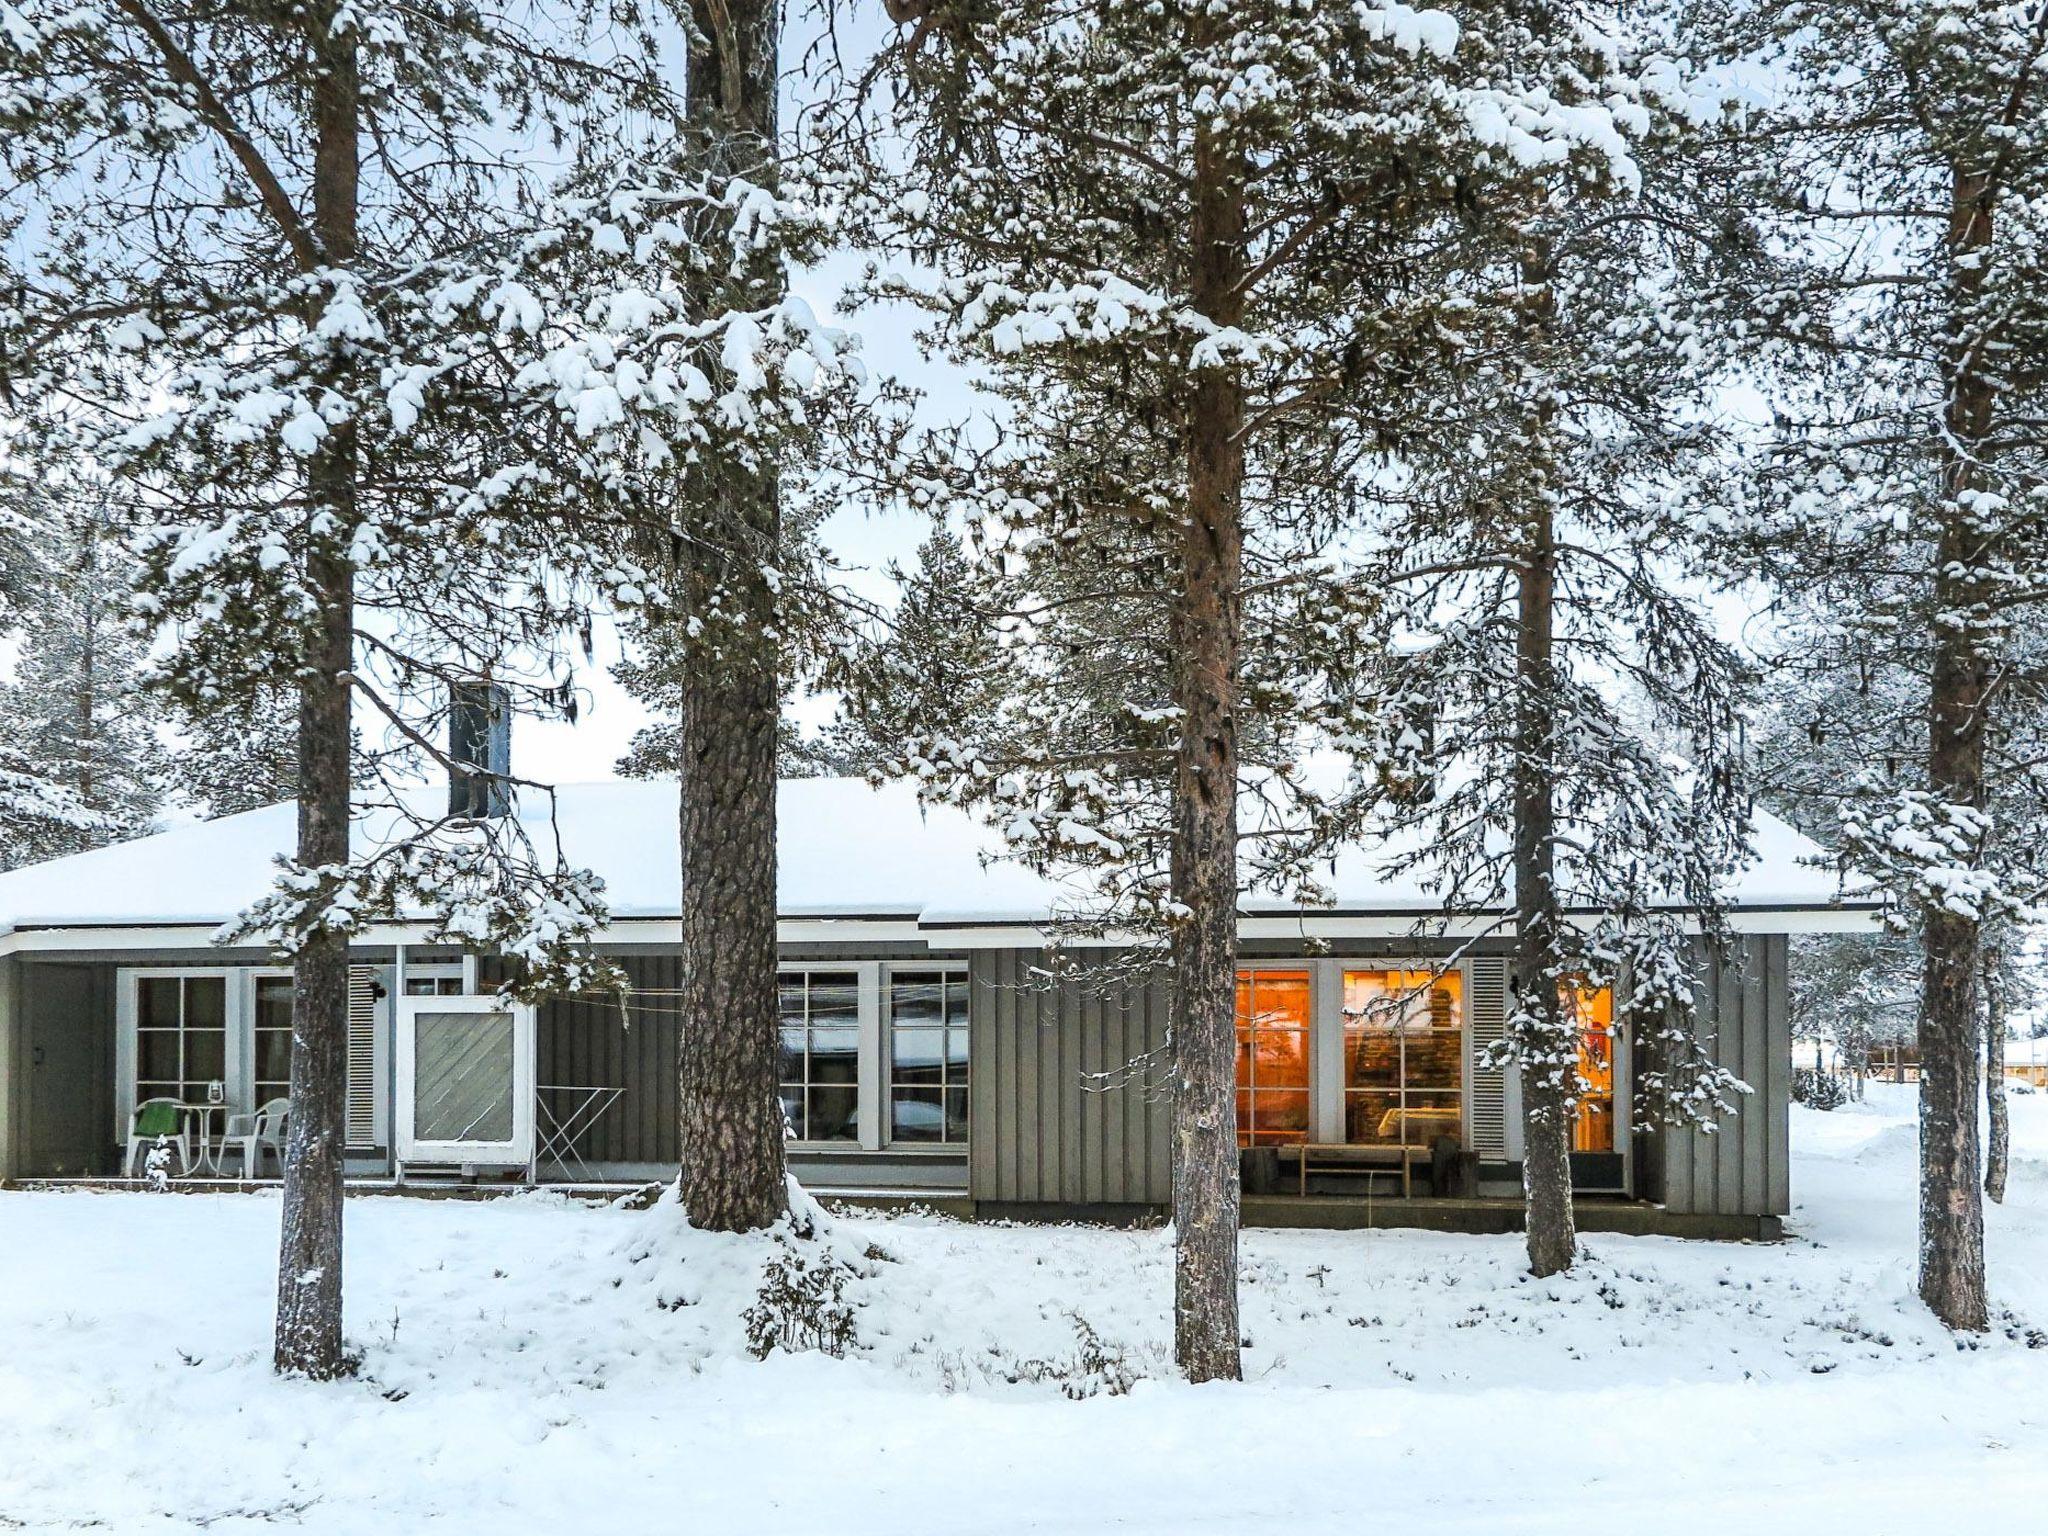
[448,681,511,818]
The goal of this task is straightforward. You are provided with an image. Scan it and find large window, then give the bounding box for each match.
[1569,984,1617,1152]
[778,970,860,1143]
[134,974,228,1109]
[253,975,294,1108]
[1235,970,1311,1146]
[1342,969,1463,1148]
[889,970,969,1143]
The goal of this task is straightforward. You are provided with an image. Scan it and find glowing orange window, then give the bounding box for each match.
[1235,970,1311,1146]
[1567,983,1616,1152]
[1342,969,1464,1148]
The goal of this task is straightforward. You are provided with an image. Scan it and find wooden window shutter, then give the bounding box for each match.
[1467,956,1509,1159]
[345,966,379,1148]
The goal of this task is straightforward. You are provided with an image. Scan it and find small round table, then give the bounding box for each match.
[178,1103,227,1176]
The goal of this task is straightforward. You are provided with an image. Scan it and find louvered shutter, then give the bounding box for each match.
[345,966,380,1148]
[1467,955,1509,1159]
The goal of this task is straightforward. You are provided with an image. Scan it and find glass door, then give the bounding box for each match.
[1341,969,1464,1149]
[1235,970,1311,1146]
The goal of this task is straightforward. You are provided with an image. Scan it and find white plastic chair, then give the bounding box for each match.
[125,1098,193,1179]
[225,1098,290,1179]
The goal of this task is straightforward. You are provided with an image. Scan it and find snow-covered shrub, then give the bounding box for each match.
[143,1137,173,1193]
[1793,1068,1849,1112]
[1007,1314,1140,1399]
[743,1234,861,1360]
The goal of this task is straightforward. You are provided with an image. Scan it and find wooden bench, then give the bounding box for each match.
[1287,1142,1431,1198]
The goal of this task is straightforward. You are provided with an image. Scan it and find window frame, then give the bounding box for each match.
[777,964,867,1149]
[883,964,971,1147]
[773,959,972,1154]
[1234,967,1315,1147]
[248,968,296,1113]
[1336,965,1468,1150]
[115,967,239,1138]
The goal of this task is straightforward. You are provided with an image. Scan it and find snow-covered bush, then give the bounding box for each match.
[742,1234,862,1360]
[1007,1314,1141,1399]
[142,1137,173,1193]
[1794,1068,1850,1112]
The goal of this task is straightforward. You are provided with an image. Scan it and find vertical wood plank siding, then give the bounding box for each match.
[1659,934,1791,1217]
[968,949,1173,1206]
[535,953,683,1166]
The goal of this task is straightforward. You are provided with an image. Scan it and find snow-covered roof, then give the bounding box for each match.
[0,777,1877,948]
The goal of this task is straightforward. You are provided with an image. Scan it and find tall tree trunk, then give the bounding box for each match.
[1514,483,1575,1277]
[1919,161,1994,1331]
[274,2,359,1379]
[1984,941,2008,1205]
[1511,240,1574,1279]
[672,0,788,1231]
[1169,120,1246,1386]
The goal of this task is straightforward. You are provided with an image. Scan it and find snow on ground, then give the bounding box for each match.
[3,1086,2046,1535]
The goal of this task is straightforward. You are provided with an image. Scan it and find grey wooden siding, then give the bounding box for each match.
[536,955,682,1167]
[1657,934,1791,1217]
[967,949,1174,1206]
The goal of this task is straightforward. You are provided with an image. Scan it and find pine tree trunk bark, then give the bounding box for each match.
[1984,942,2008,1205]
[672,0,788,1232]
[1169,120,1246,1386]
[274,4,359,1379]
[1511,241,1575,1279]
[1514,480,1575,1278]
[1919,160,1993,1331]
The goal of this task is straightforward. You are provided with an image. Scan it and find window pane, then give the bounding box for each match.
[944,1027,970,1071]
[807,1084,858,1142]
[1345,1091,1402,1146]
[255,1029,293,1087]
[184,977,226,1033]
[1406,1030,1462,1092]
[1249,1022,1307,1091]
[945,978,968,1030]
[1242,972,1311,1034]
[893,1027,945,1078]
[257,977,293,1025]
[891,1087,944,1143]
[186,1029,226,1084]
[778,1024,806,1080]
[778,1086,804,1138]
[138,1030,180,1082]
[1402,1093,1462,1146]
[891,974,944,1031]
[808,977,858,1030]
[135,1082,178,1108]
[139,977,181,1032]
[809,1025,859,1084]
[778,977,807,1022]
[1345,1023,1400,1089]
[1247,1088,1309,1142]
[945,1087,970,1140]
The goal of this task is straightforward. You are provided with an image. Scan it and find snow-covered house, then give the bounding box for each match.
[0,768,1877,1235]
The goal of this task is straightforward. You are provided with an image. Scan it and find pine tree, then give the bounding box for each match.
[1695,0,2048,1328]
[170,686,300,819]
[2,0,683,1376]
[0,484,164,859]
[1342,14,1792,1273]
[818,528,1012,774]
[845,0,1649,1374]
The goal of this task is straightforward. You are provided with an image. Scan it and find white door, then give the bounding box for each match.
[395,994,535,1167]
